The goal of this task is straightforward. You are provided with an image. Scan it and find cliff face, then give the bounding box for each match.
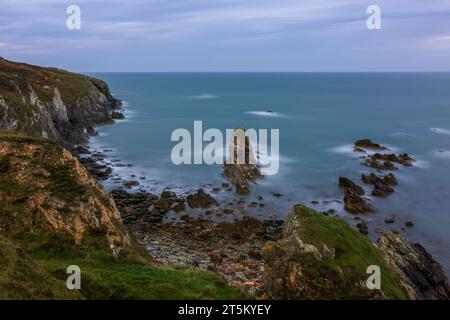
[0,57,119,149]
[0,130,131,254]
[0,130,243,300]
[263,205,450,300]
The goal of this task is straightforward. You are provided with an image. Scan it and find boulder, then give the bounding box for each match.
[186,188,217,208]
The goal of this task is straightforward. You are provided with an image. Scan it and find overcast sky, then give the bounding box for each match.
[1,0,450,71]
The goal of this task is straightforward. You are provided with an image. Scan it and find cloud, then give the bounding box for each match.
[1,0,450,70]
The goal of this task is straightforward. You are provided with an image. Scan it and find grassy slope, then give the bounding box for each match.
[0,58,92,105]
[0,130,244,300]
[265,205,408,299]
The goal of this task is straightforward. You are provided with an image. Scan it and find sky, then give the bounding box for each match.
[1,0,450,72]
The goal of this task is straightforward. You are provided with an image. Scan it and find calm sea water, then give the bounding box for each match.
[89,73,450,275]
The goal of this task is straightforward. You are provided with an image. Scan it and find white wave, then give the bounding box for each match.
[414,159,431,168]
[329,143,398,156]
[188,94,219,100]
[329,144,354,155]
[390,132,412,139]
[431,128,450,135]
[245,111,285,118]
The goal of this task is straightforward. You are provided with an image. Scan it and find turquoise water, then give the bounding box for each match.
[89,73,450,275]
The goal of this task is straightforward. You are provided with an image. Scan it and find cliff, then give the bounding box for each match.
[0,59,244,300]
[0,130,243,299]
[263,205,450,300]
[0,57,120,149]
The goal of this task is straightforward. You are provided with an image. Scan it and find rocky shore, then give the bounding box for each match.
[2,59,448,300]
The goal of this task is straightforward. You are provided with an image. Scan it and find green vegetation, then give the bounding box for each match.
[0,130,245,300]
[264,205,408,299]
[3,230,243,300]
[0,58,92,106]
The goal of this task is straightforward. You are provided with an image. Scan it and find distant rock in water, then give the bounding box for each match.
[223,128,262,194]
[354,139,388,151]
[378,232,450,300]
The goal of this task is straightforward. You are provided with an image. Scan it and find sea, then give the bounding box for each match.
[88,72,450,276]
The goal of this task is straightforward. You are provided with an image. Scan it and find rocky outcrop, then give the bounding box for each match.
[378,232,450,300]
[0,130,131,255]
[186,188,217,208]
[262,205,407,299]
[364,153,414,168]
[339,177,374,214]
[0,58,121,149]
[354,139,388,151]
[223,128,262,194]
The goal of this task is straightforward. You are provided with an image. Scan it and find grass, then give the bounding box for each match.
[0,130,245,300]
[4,229,245,300]
[265,205,408,299]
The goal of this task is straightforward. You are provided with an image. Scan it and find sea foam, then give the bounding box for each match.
[430,128,450,135]
[245,111,285,118]
[189,94,219,100]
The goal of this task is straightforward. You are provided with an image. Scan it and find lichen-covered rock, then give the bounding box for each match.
[378,232,450,300]
[0,130,131,255]
[262,205,407,299]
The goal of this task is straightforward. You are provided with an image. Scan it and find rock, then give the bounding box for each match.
[356,221,368,235]
[385,215,396,224]
[339,177,374,214]
[353,147,367,153]
[86,126,99,137]
[111,111,125,120]
[327,209,336,214]
[76,145,91,154]
[123,180,139,188]
[372,182,394,198]
[364,153,414,170]
[405,220,414,228]
[378,232,450,300]
[262,205,406,299]
[362,173,398,186]
[209,250,223,265]
[271,192,283,198]
[363,158,398,171]
[223,128,262,194]
[339,177,365,195]
[186,189,217,208]
[354,139,387,151]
